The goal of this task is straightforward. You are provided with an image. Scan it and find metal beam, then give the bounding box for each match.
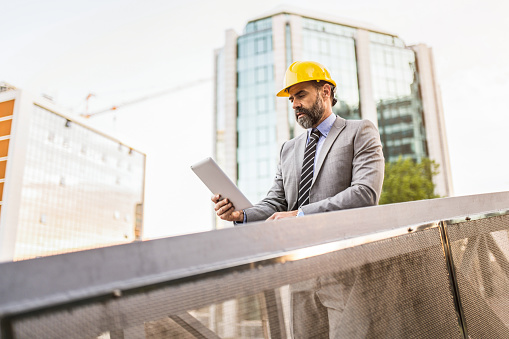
[169,313,221,339]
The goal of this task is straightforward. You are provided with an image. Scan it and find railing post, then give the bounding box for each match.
[262,289,287,339]
[439,220,469,339]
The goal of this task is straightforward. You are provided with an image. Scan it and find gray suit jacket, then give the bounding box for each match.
[244,116,384,222]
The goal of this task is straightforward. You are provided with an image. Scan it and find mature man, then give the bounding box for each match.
[212,61,384,338]
[213,60,384,223]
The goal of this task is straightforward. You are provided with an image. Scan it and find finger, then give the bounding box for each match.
[224,205,234,217]
[217,202,233,216]
[222,202,233,214]
[214,198,228,211]
[267,213,276,221]
[221,203,232,215]
[219,205,234,219]
[217,203,227,215]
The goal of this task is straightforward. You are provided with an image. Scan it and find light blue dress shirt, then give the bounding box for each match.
[306,112,336,172]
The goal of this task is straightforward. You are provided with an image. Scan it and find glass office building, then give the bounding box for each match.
[214,6,453,215]
[236,18,278,200]
[0,86,145,261]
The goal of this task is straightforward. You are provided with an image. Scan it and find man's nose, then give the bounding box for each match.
[293,100,301,110]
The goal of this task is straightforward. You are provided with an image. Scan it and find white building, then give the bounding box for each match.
[0,84,145,261]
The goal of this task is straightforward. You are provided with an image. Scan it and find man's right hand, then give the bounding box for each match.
[211,195,244,222]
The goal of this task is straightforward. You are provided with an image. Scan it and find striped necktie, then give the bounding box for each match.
[297,128,321,208]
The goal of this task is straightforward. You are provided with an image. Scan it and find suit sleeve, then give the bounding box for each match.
[243,143,289,222]
[300,120,385,214]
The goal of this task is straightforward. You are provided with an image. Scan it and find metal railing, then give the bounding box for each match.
[1,191,509,338]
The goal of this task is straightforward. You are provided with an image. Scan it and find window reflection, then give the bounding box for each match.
[370,33,428,162]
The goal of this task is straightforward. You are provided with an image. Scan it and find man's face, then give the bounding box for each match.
[288,82,325,129]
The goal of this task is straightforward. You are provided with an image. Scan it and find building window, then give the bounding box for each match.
[256,97,267,113]
[256,66,267,83]
[255,37,267,54]
[319,38,329,54]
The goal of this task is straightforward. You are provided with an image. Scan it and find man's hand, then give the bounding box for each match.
[211,195,244,222]
[266,210,298,221]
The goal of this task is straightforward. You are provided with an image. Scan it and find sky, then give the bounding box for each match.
[2,0,509,239]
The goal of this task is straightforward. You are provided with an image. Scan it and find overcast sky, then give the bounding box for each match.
[2,0,508,238]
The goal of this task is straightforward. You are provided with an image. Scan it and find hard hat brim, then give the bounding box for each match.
[276,79,337,98]
[276,87,290,97]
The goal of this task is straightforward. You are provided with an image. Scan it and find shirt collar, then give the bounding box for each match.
[308,113,336,139]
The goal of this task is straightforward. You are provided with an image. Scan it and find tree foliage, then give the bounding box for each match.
[379,156,440,205]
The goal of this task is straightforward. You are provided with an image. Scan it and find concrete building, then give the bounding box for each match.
[0,83,145,261]
[214,6,453,218]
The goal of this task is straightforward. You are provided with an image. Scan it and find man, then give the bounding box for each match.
[212,61,385,338]
[213,60,384,223]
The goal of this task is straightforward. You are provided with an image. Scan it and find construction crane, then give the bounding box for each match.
[80,78,212,118]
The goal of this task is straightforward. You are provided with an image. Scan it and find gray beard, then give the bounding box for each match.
[295,96,324,129]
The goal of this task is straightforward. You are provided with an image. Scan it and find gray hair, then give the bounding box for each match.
[311,81,337,106]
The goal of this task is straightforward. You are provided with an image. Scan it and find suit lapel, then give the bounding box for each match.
[293,132,307,182]
[292,133,307,209]
[312,116,346,185]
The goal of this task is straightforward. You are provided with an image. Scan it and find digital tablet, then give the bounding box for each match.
[191,157,253,210]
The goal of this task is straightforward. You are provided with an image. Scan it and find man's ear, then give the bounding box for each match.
[322,84,331,100]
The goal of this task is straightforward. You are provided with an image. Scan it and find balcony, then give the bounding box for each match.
[1,191,509,338]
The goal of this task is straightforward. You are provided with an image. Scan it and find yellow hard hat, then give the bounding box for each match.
[276,61,337,97]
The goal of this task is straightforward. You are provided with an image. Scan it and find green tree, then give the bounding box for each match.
[379,156,440,205]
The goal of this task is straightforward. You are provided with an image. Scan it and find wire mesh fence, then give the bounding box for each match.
[1,193,509,339]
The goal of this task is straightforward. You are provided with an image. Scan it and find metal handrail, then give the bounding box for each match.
[0,191,508,339]
[1,192,508,317]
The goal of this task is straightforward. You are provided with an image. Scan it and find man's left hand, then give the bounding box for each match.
[266,210,298,221]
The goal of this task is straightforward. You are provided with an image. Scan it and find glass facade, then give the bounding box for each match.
[14,104,145,260]
[302,18,361,120]
[369,32,428,162]
[236,20,277,202]
[285,21,295,139]
[215,48,226,168]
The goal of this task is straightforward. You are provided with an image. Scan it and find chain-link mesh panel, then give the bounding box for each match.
[9,227,461,339]
[448,214,509,338]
